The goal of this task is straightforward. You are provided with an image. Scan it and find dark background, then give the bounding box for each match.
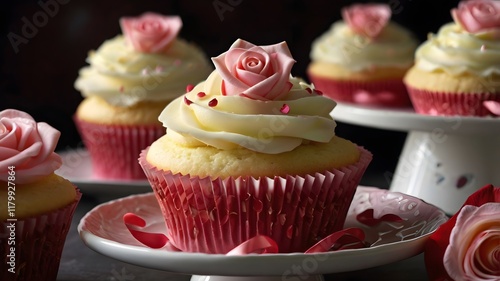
[1,0,460,188]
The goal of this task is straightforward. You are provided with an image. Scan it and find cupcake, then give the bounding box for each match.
[139,39,373,254]
[74,12,213,180]
[308,3,418,107]
[0,109,81,281]
[404,0,500,116]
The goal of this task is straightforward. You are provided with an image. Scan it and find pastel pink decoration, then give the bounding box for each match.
[120,13,182,53]
[444,203,500,280]
[341,3,392,38]
[212,39,296,101]
[0,109,62,184]
[452,0,500,34]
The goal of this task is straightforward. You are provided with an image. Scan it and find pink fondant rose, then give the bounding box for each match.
[212,39,295,100]
[0,109,62,184]
[120,13,182,53]
[425,184,500,281]
[342,3,391,38]
[452,0,500,34]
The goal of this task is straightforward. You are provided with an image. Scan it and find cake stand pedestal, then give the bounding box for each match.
[331,103,500,214]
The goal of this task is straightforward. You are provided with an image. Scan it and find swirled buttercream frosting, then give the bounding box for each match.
[160,72,337,154]
[310,21,418,71]
[415,22,500,76]
[75,35,212,107]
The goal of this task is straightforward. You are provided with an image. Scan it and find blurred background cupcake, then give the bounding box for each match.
[0,109,81,281]
[404,0,500,116]
[74,12,213,180]
[308,3,418,107]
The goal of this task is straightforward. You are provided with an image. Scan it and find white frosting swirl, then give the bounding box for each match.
[160,72,337,154]
[310,21,418,71]
[415,22,500,76]
[75,35,213,106]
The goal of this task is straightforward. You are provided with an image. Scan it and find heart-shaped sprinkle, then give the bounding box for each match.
[209,98,218,107]
[280,104,290,114]
[184,96,193,105]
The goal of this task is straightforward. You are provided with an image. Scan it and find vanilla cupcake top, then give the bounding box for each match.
[415,0,500,77]
[75,13,213,107]
[0,109,62,184]
[160,39,337,154]
[310,3,418,71]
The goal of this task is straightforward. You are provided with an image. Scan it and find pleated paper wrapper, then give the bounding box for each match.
[0,188,81,281]
[74,117,165,180]
[406,86,500,116]
[139,147,372,254]
[309,74,411,108]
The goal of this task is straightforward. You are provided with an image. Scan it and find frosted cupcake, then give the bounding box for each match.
[308,3,418,107]
[74,13,213,179]
[404,0,500,116]
[0,109,81,281]
[139,39,372,254]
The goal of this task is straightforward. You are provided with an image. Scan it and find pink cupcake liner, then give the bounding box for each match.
[139,147,372,254]
[74,117,165,180]
[308,74,411,107]
[0,188,81,281]
[406,86,500,116]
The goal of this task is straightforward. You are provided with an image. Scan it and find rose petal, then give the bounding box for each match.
[483,100,500,116]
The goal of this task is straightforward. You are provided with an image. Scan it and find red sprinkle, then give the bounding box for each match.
[315,89,323,96]
[186,84,194,92]
[119,86,124,93]
[208,98,218,107]
[197,92,206,98]
[306,88,313,94]
[184,96,193,105]
[280,104,290,114]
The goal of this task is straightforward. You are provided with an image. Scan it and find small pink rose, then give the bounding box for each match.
[341,3,392,38]
[120,13,182,53]
[444,203,500,280]
[452,0,500,34]
[0,109,62,184]
[212,39,296,100]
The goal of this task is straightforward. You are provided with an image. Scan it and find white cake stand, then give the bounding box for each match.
[331,103,500,214]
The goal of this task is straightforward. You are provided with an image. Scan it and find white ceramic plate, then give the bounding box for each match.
[78,186,448,276]
[331,102,500,135]
[55,148,151,196]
